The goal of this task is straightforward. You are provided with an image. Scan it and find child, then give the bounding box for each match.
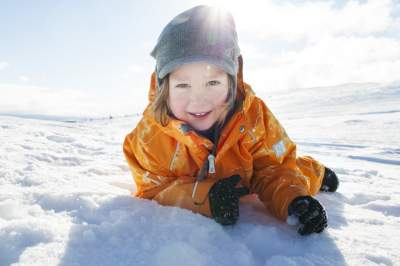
[123,5,339,235]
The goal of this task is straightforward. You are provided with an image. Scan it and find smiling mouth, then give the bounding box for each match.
[188,111,211,118]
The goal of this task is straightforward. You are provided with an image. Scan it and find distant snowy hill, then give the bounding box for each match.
[1,82,399,266]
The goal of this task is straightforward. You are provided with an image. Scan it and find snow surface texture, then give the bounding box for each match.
[1,83,399,266]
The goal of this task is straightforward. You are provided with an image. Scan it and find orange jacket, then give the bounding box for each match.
[123,55,325,221]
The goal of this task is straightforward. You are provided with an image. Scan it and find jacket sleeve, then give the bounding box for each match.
[123,127,216,218]
[249,100,309,221]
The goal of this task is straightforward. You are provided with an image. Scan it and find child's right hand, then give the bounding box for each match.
[208,175,249,226]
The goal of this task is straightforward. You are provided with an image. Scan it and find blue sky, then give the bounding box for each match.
[1,0,399,117]
[1,1,165,91]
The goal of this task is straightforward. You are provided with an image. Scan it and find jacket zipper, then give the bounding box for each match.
[208,154,216,174]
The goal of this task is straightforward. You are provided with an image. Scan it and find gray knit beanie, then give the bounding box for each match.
[150,5,241,99]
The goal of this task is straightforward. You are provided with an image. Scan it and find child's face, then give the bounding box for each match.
[168,62,229,131]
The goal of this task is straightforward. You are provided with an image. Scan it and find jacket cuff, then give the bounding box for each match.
[276,186,309,221]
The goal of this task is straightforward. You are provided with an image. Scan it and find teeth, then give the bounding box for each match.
[191,112,208,116]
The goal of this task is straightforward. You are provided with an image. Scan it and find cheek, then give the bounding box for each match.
[209,88,229,106]
[168,94,187,117]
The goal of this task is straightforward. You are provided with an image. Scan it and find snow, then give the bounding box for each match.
[1,82,399,266]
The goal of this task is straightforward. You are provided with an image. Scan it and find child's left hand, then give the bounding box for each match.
[287,196,328,236]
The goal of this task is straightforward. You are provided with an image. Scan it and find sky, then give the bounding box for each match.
[1,0,400,118]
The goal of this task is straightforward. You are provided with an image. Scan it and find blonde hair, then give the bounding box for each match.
[152,74,171,126]
[151,74,241,127]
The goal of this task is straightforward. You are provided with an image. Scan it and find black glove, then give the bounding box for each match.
[288,196,327,236]
[209,175,250,225]
[320,167,339,192]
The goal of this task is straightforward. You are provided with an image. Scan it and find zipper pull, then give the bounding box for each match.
[208,154,216,174]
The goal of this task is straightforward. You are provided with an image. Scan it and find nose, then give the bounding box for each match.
[189,85,209,104]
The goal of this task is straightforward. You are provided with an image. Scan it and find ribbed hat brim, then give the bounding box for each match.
[158,54,238,79]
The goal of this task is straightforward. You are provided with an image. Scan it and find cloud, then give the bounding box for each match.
[0,61,9,71]
[0,83,142,117]
[224,0,398,41]
[195,0,400,91]
[249,36,400,91]
[19,76,30,82]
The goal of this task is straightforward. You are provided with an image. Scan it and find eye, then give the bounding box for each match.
[175,83,190,88]
[207,80,221,86]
